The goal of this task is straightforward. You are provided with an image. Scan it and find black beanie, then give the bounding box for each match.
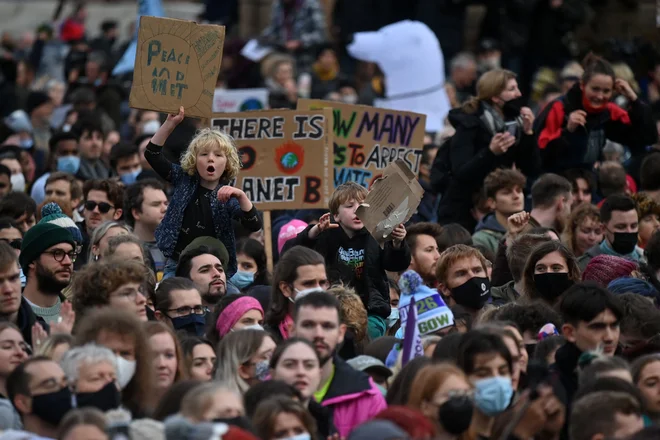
[25,91,52,115]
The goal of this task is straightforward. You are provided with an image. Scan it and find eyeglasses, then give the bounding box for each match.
[84,201,114,214]
[43,249,77,263]
[167,305,208,316]
[0,238,21,250]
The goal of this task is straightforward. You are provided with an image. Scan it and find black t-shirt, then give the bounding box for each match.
[173,186,215,259]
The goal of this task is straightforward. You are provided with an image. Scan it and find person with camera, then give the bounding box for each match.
[536,53,658,175]
[433,69,540,232]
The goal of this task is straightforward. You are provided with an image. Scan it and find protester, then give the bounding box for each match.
[144,322,187,411]
[578,194,642,269]
[146,108,261,279]
[233,238,270,291]
[209,294,264,344]
[71,259,148,321]
[252,395,318,440]
[175,240,231,307]
[215,329,276,395]
[537,54,657,174]
[0,322,28,430]
[179,336,216,382]
[433,69,540,230]
[404,222,443,287]
[74,308,153,417]
[86,220,130,263]
[103,234,147,263]
[406,363,474,436]
[292,291,386,436]
[563,203,603,257]
[521,240,581,307]
[265,245,328,342]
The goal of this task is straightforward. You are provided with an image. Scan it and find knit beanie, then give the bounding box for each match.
[582,255,638,287]
[607,277,659,299]
[277,219,308,254]
[39,202,83,244]
[4,110,33,134]
[398,270,454,336]
[20,223,75,272]
[25,91,52,115]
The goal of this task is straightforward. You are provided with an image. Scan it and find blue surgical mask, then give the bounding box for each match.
[57,156,81,174]
[230,270,255,289]
[170,313,206,337]
[387,308,399,328]
[281,434,311,440]
[19,138,33,149]
[288,287,324,303]
[120,167,142,185]
[474,376,514,416]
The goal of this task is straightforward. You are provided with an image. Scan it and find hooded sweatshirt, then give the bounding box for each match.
[472,212,507,255]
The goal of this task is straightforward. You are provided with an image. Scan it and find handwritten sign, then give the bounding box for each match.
[210,109,333,210]
[129,16,225,119]
[297,99,426,189]
[213,88,269,113]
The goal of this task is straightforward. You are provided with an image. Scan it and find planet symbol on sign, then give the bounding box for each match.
[281,152,299,170]
[274,142,305,174]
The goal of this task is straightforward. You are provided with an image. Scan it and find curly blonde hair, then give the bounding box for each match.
[328,285,368,344]
[180,128,241,180]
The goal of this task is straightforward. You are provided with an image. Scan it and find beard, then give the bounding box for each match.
[35,262,70,295]
[201,292,224,306]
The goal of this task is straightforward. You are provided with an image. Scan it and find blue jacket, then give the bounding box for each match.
[145,143,260,276]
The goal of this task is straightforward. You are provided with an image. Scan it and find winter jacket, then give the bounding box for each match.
[577,240,642,272]
[434,104,541,231]
[144,142,262,276]
[261,0,327,71]
[536,83,658,174]
[309,399,337,439]
[472,212,506,255]
[321,356,387,436]
[550,342,581,439]
[491,280,520,305]
[289,224,411,318]
[16,297,48,348]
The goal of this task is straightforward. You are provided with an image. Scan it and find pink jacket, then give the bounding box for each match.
[321,359,388,437]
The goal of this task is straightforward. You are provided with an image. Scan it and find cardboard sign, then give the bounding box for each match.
[355,159,424,248]
[129,16,225,119]
[210,109,333,210]
[297,99,426,189]
[213,88,269,113]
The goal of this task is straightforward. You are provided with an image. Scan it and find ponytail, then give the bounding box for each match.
[581,52,615,84]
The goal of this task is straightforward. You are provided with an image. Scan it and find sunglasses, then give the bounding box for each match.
[84,201,114,214]
[0,238,21,250]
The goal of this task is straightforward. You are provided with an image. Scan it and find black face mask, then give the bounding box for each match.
[31,386,73,426]
[451,277,490,310]
[170,314,207,337]
[533,272,574,302]
[610,231,638,255]
[502,96,525,119]
[75,381,121,412]
[438,395,474,435]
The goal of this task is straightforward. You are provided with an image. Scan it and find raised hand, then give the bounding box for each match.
[50,302,75,335]
[317,213,339,233]
[217,186,246,203]
[164,106,185,127]
[390,223,407,248]
[507,211,530,236]
[567,110,587,132]
[615,78,638,102]
[31,323,48,351]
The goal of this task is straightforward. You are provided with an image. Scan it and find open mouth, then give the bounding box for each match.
[207,165,215,173]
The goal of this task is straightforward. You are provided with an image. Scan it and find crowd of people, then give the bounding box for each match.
[0,0,657,440]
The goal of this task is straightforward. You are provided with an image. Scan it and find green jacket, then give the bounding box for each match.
[491,280,520,305]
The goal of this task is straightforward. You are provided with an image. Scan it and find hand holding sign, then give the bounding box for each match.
[165,106,185,127]
[390,223,406,248]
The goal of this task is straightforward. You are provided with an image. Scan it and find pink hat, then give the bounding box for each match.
[277,219,308,254]
[582,255,638,287]
[216,296,264,338]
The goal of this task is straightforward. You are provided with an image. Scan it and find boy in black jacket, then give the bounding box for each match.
[289,182,411,338]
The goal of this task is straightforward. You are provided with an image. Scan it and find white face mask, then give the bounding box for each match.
[116,355,136,389]
[232,324,264,332]
[10,174,25,193]
[288,287,324,303]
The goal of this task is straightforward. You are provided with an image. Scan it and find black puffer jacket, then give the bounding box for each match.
[433,104,540,231]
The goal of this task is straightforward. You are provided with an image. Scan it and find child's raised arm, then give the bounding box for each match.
[144,106,185,181]
[151,106,185,146]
